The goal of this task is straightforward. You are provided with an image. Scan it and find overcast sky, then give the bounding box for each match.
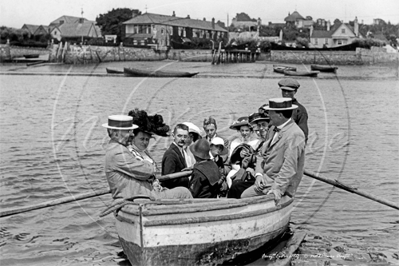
[1,0,398,28]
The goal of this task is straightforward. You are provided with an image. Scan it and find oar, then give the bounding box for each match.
[0,171,193,218]
[304,170,399,211]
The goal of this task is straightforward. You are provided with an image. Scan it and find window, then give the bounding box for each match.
[341,29,345,34]
[337,39,342,45]
[315,38,318,45]
[325,38,328,44]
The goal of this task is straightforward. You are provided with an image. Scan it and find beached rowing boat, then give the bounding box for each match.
[273,65,297,74]
[284,69,319,77]
[124,67,199,78]
[310,64,338,73]
[114,195,293,266]
[106,68,124,74]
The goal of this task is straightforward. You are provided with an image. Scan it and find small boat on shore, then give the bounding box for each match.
[124,67,199,78]
[114,195,293,265]
[284,69,319,77]
[106,68,124,74]
[273,65,297,74]
[23,54,40,59]
[311,64,338,73]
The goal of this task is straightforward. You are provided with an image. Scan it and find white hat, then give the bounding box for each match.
[183,122,202,135]
[102,115,138,130]
[263,98,298,111]
[210,137,228,155]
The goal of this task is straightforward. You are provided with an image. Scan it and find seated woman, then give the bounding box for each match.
[228,116,260,159]
[125,108,192,199]
[188,139,221,198]
[226,143,257,198]
[209,137,229,196]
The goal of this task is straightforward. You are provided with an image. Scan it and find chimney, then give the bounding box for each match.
[327,20,331,31]
[172,11,175,17]
[257,17,261,26]
[187,15,190,19]
[79,18,84,24]
[212,18,215,29]
[310,25,313,37]
[354,16,359,37]
[203,17,206,21]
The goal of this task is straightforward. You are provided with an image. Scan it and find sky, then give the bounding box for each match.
[0,0,398,28]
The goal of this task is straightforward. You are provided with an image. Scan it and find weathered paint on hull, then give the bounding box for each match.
[115,196,293,266]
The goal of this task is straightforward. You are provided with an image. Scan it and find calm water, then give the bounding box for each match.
[0,62,398,265]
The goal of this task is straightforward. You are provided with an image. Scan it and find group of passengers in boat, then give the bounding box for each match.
[103,78,308,205]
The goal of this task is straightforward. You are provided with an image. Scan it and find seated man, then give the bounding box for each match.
[103,115,192,200]
[240,98,306,204]
[188,139,221,198]
[161,123,190,189]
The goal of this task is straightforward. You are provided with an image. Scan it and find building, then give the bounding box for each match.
[49,16,102,42]
[284,11,314,28]
[310,17,363,48]
[230,13,259,31]
[122,12,228,48]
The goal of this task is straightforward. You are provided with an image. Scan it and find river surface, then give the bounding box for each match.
[0,61,398,265]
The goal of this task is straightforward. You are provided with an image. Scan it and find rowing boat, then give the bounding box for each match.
[106,68,124,74]
[273,65,297,74]
[124,67,199,78]
[114,195,293,265]
[284,69,319,77]
[310,64,338,73]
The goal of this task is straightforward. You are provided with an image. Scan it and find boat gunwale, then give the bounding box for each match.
[116,196,294,226]
[124,67,199,77]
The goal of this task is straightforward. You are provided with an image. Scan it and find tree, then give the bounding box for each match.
[96,8,141,42]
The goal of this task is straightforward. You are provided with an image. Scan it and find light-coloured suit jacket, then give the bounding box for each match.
[255,120,305,197]
[105,140,157,199]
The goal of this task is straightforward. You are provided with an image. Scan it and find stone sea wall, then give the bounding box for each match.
[271,47,398,65]
[0,44,50,61]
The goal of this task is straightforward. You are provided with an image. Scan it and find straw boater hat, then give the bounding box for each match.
[229,117,252,130]
[210,137,228,156]
[102,115,138,130]
[248,112,270,124]
[278,78,300,91]
[263,98,298,111]
[189,139,211,160]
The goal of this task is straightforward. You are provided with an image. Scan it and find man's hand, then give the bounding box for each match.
[254,174,267,191]
[267,189,282,205]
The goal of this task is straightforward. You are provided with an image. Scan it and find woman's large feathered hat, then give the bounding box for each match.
[128,108,170,137]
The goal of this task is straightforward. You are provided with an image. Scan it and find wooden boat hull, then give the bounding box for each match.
[23,54,40,59]
[115,195,293,266]
[124,67,198,78]
[273,65,297,74]
[310,64,338,73]
[106,68,124,74]
[284,69,319,77]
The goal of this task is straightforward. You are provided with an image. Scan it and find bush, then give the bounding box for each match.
[352,38,386,49]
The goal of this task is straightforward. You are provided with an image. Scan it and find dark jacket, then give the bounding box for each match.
[189,160,220,198]
[161,143,189,189]
[292,98,308,142]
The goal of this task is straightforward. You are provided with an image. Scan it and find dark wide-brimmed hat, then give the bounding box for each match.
[278,78,300,91]
[249,112,270,124]
[102,115,138,130]
[263,98,298,111]
[229,117,252,130]
[128,109,170,137]
[189,139,211,160]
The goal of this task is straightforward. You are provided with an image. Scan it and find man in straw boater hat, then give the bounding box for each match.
[238,98,306,204]
[103,115,192,200]
[278,78,309,142]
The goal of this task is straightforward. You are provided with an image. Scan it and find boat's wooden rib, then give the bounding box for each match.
[123,67,199,78]
[114,195,294,266]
